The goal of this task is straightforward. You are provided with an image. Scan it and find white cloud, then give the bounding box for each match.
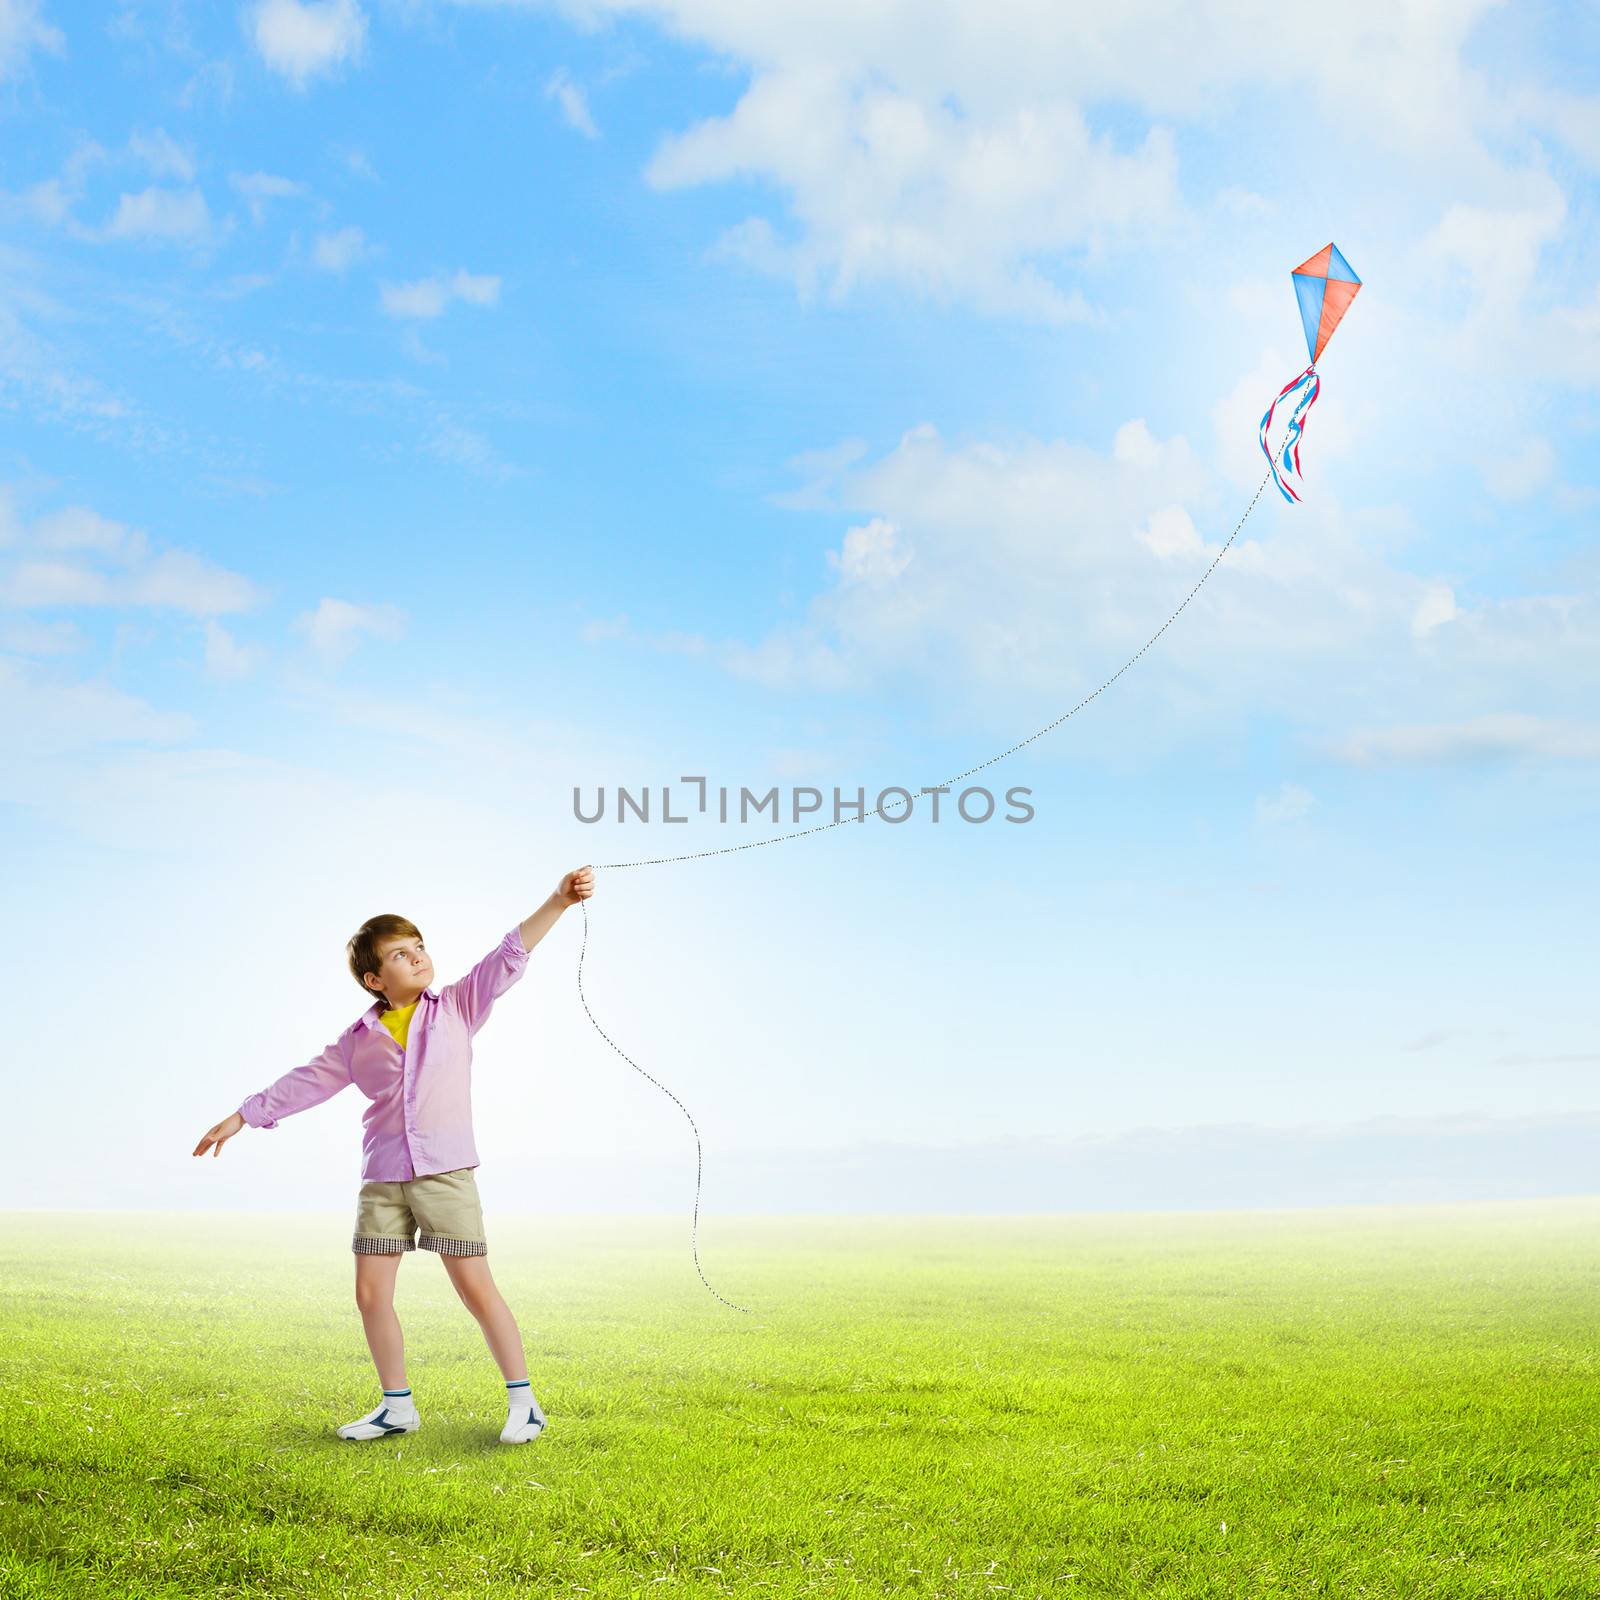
[248,0,367,90]
[645,67,1166,321]
[826,516,912,585]
[1545,284,1600,389]
[1394,169,1594,437]
[676,405,1600,761]
[179,57,236,111]
[396,325,445,366]
[99,186,212,244]
[425,416,516,479]
[378,268,501,319]
[1255,781,1315,825]
[133,549,261,613]
[312,223,369,271]
[1137,505,1205,562]
[0,551,256,613]
[604,0,1500,146]
[3,560,108,608]
[1111,418,1162,469]
[291,597,405,666]
[719,629,851,693]
[1215,186,1270,218]
[580,613,630,643]
[0,139,104,229]
[651,629,708,658]
[770,437,869,510]
[1411,583,1459,640]
[575,610,709,659]
[1506,86,1600,173]
[471,0,1526,322]
[1,175,70,227]
[0,0,64,80]
[0,654,197,755]
[3,129,215,240]
[721,417,1227,699]
[1481,437,1555,502]
[212,272,274,300]
[545,67,599,138]
[335,144,378,181]
[5,130,213,237]
[1419,179,1568,321]
[439,270,499,307]
[0,495,260,615]
[0,290,148,445]
[202,620,262,680]
[0,615,81,654]
[1333,714,1600,768]
[129,128,197,183]
[230,170,308,224]
[32,505,149,561]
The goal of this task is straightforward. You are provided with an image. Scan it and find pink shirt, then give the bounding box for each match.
[237,926,530,1183]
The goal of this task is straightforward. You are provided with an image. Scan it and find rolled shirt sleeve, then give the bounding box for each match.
[441,926,531,1036]
[238,1034,354,1130]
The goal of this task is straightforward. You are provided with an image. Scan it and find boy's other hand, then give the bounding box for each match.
[193,1111,245,1158]
[555,865,595,907]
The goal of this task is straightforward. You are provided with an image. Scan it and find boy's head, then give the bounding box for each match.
[347,915,434,1009]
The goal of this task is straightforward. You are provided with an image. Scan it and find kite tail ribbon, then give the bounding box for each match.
[1258,363,1321,503]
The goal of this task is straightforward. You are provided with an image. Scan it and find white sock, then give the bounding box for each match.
[500,1378,547,1442]
[378,1386,416,1418]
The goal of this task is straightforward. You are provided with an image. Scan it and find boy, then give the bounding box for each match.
[192,866,595,1444]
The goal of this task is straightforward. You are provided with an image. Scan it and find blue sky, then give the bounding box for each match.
[2,0,1597,1215]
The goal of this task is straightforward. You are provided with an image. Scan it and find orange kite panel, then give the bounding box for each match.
[1313,277,1361,362]
[1294,244,1333,279]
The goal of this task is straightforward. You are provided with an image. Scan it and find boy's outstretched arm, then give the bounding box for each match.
[442,867,598,1035]
[518,865,595,953]
[190,1035,354,1157]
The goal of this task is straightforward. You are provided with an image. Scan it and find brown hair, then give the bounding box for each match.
[347,914,424,1007]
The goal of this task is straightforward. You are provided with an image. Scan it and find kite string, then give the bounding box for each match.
[575,890,753,1314]
[575,439,1291,1315]
[1284,368,1321,484]
[595,447,1288,871]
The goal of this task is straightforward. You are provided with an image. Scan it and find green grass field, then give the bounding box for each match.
[3,1202,1597,1598]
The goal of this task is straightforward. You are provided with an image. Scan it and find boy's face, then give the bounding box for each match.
[366,934,433,1004]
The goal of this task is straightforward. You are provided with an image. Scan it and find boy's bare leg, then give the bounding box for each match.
[440,1255,528,1380]
[354,1252,407,1390]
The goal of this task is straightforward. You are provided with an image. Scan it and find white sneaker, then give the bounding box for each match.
[500,1394,548,1444]
[337,1401,421,1441]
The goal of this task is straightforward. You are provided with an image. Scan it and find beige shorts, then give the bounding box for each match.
[352,1167,487,1258]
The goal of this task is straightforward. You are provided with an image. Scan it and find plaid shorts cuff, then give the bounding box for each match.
[353,1234,416,1255]
[418,1232,487,1257]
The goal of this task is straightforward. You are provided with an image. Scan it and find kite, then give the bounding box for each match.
[1259,242,1361,504]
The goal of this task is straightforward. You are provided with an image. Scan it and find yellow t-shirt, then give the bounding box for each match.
[380,1000,419,1052]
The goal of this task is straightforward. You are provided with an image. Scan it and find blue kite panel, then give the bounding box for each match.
[1327,243,1360,283]
[1292,272,1327,361]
